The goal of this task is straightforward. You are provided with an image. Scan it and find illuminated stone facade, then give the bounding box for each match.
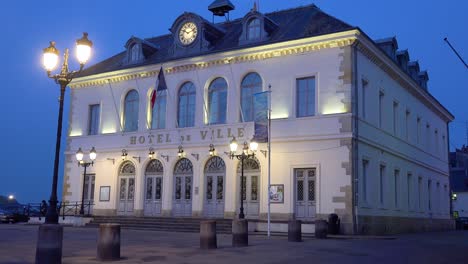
[63,5,454,234]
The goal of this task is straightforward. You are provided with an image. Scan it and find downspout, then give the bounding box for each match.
[351,41,359,235]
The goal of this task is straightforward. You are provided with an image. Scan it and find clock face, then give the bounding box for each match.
[179,22,198,45]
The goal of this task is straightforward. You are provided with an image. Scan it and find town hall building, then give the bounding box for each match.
[63,1,454,234]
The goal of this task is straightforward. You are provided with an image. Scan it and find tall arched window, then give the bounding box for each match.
[151,90,166,129]
[178,82,196,128]
[123,90,139,132]
[208,78,227,125]
[247,18,261,40]
[240,72,262,122]
[130,44,140,63]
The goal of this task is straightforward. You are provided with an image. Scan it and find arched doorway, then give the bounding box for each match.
[144,159,164,216]
[204,156,226,218]
[237,158,260,218]
[173,158,193,217]
[117,161,136,215]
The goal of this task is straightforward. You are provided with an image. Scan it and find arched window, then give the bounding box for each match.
[178,82,196,128]
[207,78,228,125]
[151,90,166,129]
[247,18,261,40]
[123,90,139,132]
[240,72,262,122]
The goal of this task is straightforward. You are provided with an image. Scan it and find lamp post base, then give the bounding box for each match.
[35,224,63,264]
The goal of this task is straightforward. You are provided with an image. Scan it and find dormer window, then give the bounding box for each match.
[130,44,140,63]
[239,10,277,45]
[124,36,158,65]
[247,18,261,40]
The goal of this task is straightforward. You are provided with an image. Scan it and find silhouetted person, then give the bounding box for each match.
[40,200,47,217]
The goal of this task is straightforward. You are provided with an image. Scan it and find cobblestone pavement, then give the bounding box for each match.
[0,224,468,264]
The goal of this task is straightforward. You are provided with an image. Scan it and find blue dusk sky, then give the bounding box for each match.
[0,1,466,203]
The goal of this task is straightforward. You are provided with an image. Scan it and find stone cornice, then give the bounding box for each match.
[69,32,358,89]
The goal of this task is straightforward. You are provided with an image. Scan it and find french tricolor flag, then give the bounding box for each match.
[151,67,167,109]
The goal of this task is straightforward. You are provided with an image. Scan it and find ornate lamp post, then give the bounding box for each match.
[228,137,258,219]
[76,147,97,215]
[36,33,92,264]
[41,32,92,223]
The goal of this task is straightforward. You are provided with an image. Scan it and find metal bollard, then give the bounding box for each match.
[288,220,302,242]
[200,220,217,249]
[35,224,63,264]
[315,219,328,239]
[97,224,121,261]
[232,219,248,247]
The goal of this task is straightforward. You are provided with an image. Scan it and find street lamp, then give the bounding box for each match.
[76,147,97,215]
[228,136,258,219]
[38,32,92,263]
[41,32,93,224]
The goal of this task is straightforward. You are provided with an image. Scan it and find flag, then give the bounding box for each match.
[253,91,270,143]
[151,67,167,109]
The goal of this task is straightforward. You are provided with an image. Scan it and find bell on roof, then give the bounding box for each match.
[208,0,235,21]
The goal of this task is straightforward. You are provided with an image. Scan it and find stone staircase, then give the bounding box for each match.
[86,216,233,233]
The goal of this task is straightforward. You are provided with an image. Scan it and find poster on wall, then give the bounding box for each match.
[100,186,110,202]
[269,184,284,203]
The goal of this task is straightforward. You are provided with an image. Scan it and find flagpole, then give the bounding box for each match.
[267,84,272,237]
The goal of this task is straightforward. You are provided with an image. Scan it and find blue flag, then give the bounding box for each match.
[253,91,269,143]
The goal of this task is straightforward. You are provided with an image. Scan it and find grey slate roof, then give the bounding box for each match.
[78,5,354,77]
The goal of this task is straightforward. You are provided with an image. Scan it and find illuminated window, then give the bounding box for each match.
[151,90,166,129]
[178,82,196,128]
[241,73,262,122]
[296,77,316,118]
[247,18,261,40]
[123,90,139,132]
[208,78,228,125]
[88,104,100,135]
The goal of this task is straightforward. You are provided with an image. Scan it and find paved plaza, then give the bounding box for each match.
[0,224,467,264]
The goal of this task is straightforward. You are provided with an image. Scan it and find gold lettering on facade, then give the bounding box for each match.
[186,135,191,142]
[130,136,137,145]
[200,130,208,140]
[238,128,245,138]
[157,134,163,143]
[165,134,171,143]
[217,129,224,139]
[227,128,233,138]
[138,136,145,144]
[148,135,154,144]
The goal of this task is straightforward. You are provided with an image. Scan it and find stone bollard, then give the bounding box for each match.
[315,219,328,239]
[232,219,248,247]
[288,220,302,242]
[200,220,217,249]
[35,224,63,264]
[97,224,121,261]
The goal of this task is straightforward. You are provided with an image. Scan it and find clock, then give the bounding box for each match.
[179,22,198,45]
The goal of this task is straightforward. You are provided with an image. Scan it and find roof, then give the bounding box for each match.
[208,0,235,11]
[78,4,354,77]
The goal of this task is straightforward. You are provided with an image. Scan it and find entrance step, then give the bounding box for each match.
[86,216,233,234]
